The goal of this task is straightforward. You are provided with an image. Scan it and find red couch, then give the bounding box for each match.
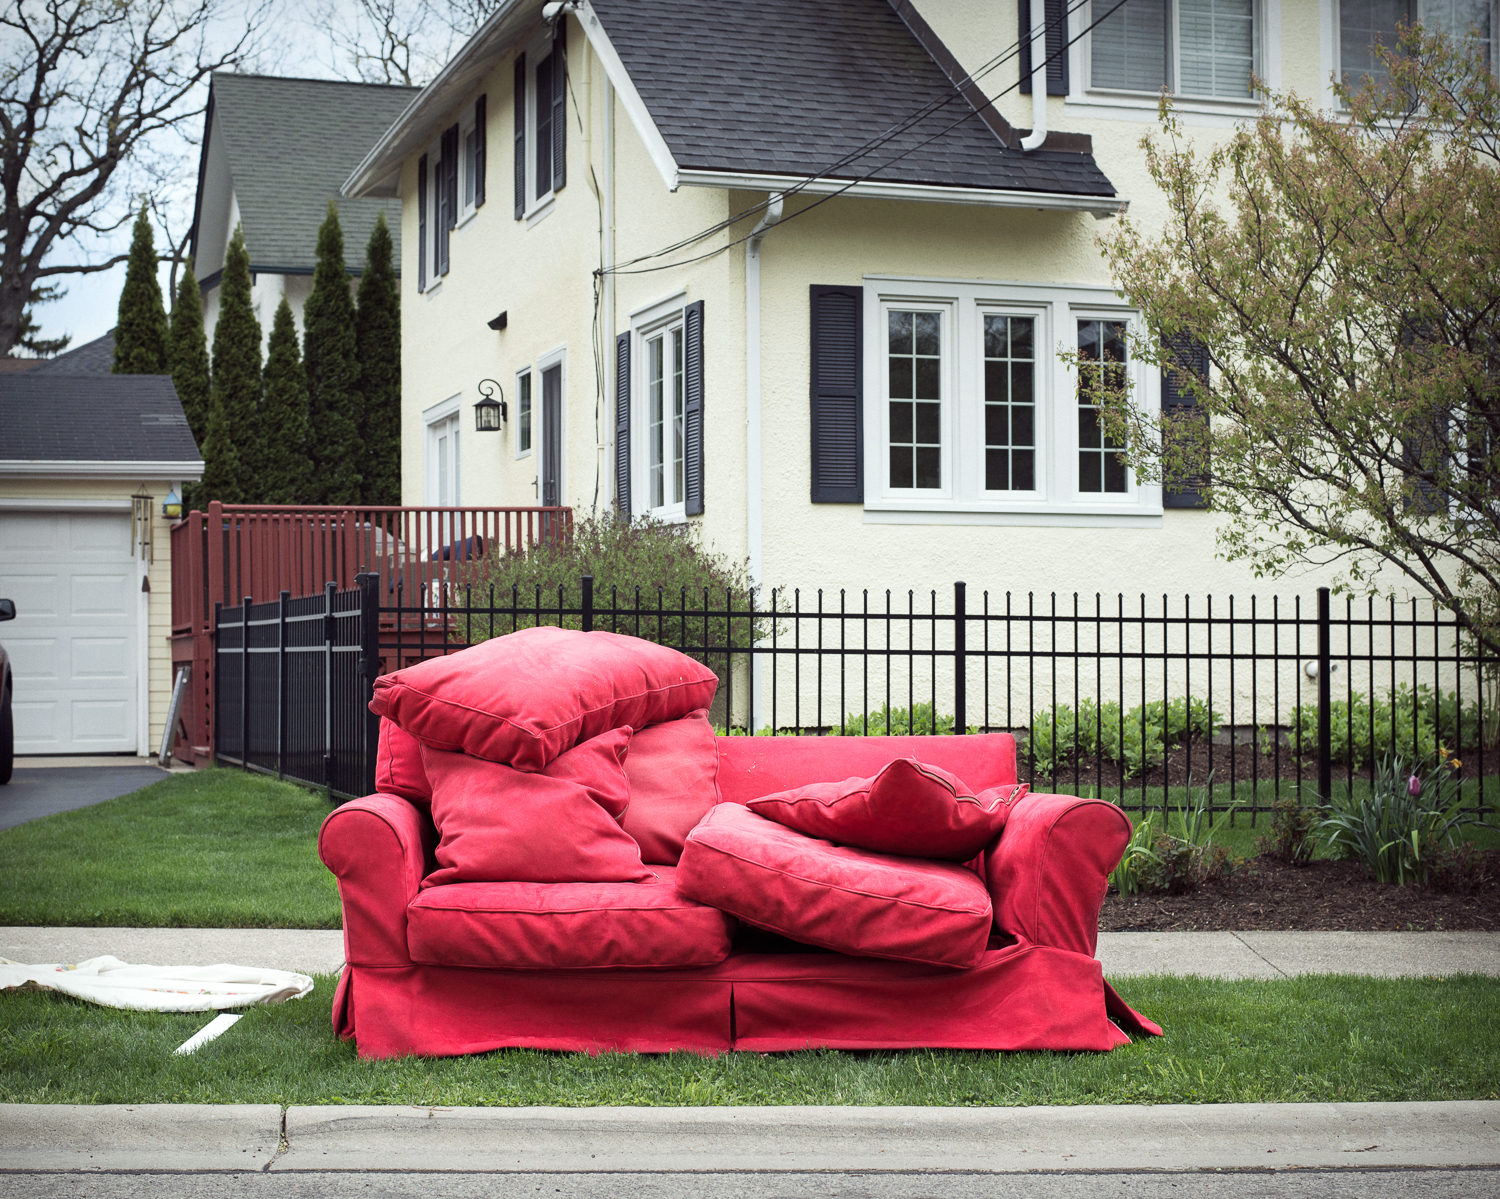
[320,728,1160,1060]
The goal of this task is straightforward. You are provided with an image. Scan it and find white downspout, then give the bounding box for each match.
[601,75,615,514]
[745,191,782,731]
[1021,2,1048,151]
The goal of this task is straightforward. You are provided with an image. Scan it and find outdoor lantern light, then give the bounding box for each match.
[162,488,182,519]
[474,379,506,431]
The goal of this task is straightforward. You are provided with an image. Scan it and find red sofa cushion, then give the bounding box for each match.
[370,626,718,772]
[675,804,993,969]
[375,719,431,804]
[621,711,721,865]
[406,866,735,970]
[714,732,1018,806]
[422,729,653,886]
[747,758,1024,861]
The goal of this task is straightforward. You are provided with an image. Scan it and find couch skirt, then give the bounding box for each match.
[332,940,1161,1059]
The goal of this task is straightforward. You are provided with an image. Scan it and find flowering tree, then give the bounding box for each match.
[1099,28,1500,653]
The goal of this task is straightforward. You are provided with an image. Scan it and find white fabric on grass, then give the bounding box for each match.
[0,956,313,1011]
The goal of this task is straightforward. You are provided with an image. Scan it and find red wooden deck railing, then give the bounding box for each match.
[169,502,572,764]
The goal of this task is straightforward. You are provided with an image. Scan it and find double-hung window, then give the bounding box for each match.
[646,322,686,511]
[417,95,485,291]
[1089,0,1259,98]
[616,296,705,520]
[1338,0,1494,91]
[839,278,1158,526]
[513,22,567,221]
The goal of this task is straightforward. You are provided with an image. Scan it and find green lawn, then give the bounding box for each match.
[1,973,1496,1106]
[0,768,341,929]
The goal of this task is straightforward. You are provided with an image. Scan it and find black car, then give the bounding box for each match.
[0,597,13,784]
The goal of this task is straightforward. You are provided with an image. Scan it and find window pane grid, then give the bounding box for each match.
[672,328,685,506]
[983,315,1036,492]
[887,310,942,490]
[1078,319,1129,494]
[518,373,532,453]
[649,334,665,509]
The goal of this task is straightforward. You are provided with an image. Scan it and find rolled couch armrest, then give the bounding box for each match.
[318,794,435,967]
[985,793,1130,958]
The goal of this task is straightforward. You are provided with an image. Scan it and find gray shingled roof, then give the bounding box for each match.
[29,330,115,376]
[589,0,1116,197]
[0,375,201,464]
[204,73,421,272]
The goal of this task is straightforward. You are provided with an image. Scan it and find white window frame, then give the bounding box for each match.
[1070,0,1280,124]
[1324,0,1498,108]
[423,395,463,506]
[522,32,559,224]
[535,344,567,507]
[458,110,479,227]
[514,365,533,459]
[876,295,957,502]
[627,291,691,522]
[862,276,1161,528]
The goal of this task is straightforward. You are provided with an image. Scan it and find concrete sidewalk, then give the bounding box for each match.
[3,927,1498,978]
[3,1101,1499,1173]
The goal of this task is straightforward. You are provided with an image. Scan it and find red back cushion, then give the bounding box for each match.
[714,732,1018,806]
[676,804,993,969]
[422,727,653,886]
[375,719,431,804]
[371,626,718,772]
[747,758,1025,861]
[620,711,721,865]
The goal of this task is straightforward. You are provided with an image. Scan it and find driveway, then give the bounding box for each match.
[0,763,168,831]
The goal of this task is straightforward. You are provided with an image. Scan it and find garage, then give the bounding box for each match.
[0,510,142,755]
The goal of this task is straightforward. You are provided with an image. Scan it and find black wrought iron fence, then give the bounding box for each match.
[216,573,1497,819]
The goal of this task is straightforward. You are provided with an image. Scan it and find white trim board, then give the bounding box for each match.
[574,0,681,192]
[0,461,204,479]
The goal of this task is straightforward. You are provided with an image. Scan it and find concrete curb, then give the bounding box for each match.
[0,1104,281,1172]
[4,1102,1498,1174]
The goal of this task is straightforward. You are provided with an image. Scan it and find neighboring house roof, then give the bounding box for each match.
[0,358,40,373]
[191,73,422,283]
[28,330,116,376]
[589,0,1115,197]
[0,375,203,473]
[344,0,1119,210]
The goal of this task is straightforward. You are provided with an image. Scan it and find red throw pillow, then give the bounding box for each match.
[370,626,718,772]
[422,727,653,886]
[620,710,721,864]
[676,804,993,968]
[375,718,431,804]
[746,758,1025,861]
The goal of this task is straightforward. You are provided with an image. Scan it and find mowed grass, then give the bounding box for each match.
[1,973,1497,1106]
[0,769,340,929]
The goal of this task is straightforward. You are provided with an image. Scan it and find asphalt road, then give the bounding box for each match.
[1,1169,1496,1199]
[0,765,166,830]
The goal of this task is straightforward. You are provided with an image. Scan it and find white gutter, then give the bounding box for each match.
[675,170,1126,218]
[0,460,206,479]
[1021,2,1048,151]
[745,191,783,731]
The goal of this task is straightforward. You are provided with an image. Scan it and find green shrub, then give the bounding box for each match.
[827,702,978,737]
[1110,813,1163,895]
[1287,685,1483,769]
[1029,696,1219,780]
[464,514,766,666]
[1317,751,1476,885]
[1255,795,1320,864]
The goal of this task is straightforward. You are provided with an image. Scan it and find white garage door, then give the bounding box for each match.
[0,512,140,754]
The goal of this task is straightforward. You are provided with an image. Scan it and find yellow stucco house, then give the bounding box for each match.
[342,0,1485,606]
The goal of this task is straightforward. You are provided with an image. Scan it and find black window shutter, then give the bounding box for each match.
[615,331,631,519]
[438,124,458,276]
[683,299,704,516]
[809,285,864,503]
[1161,335,1210,509]
[474,94,486,208]
[551,20,567,192]
[417,153,428,291]
[513,54,526,219]
[1019,0,1070,96]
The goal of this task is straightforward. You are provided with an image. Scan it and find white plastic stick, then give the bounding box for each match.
[174,1012,242,1056]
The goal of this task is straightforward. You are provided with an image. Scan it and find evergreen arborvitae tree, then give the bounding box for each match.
[17,284,70,357]
[261,298,312,504]
[356,211,401,506]
[169,258,211,450]
[204,225,262,503]
[303,202,362,504]
[113,206,170,374]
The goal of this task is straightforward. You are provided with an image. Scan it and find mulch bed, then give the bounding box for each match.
[1099,850,1500,931]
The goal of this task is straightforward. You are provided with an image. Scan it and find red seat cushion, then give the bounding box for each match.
[747,758,1024,861]
[375,718,431,804]
[422,728,653,886]
[406,866,736,970]
[370,626,718,772]
[621,711,721,865]
[675,804,993,969]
